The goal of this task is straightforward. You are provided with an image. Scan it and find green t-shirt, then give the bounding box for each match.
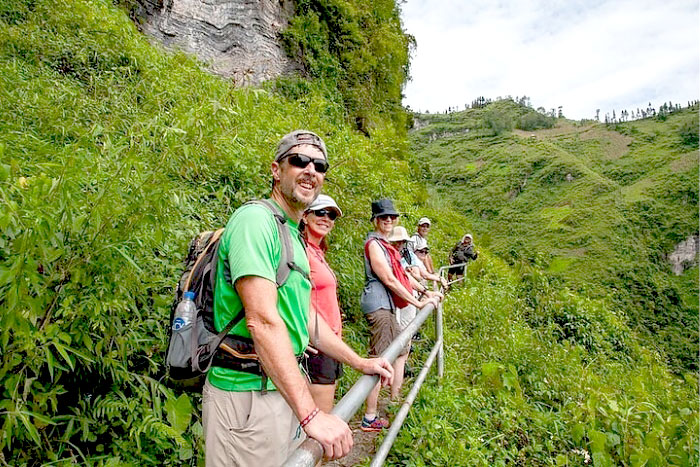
[208,201,311,391]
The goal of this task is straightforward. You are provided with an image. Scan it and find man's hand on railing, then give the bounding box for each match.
[356,356,394,386]
[303,412,353,460]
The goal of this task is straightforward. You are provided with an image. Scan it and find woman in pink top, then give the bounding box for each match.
[300,194,344,412]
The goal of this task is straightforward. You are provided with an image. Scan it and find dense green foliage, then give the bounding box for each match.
[280,0,413,131]
[0,0,418,463]
[1,1,697,465]
[411,99,699,374]
[389,260,698,466]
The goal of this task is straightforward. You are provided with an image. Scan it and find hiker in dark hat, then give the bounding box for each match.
[359,199,441,431]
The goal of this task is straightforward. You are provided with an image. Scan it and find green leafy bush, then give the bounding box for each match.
[483,107,514,135]
[517,111,555,131]
[678,118,699,148]
[388,262,698,466]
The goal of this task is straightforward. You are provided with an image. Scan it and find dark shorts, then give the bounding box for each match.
[448,264,466,275]
[305,351,343,385]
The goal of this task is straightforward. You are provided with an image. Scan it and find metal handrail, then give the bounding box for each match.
[370,322,442,466]
[432,262,466,378]
[282,260,474,467]
[440,261,469,287]
[282,299,440,467]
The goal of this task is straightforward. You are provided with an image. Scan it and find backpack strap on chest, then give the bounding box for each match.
[248,199,310,285]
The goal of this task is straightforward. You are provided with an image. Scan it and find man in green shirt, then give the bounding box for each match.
[203,130,394,466]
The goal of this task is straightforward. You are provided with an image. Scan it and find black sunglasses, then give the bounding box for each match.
[377,214,399,221]
[416,248,430,254]
[311,208,338,221]
[280,153,329,173]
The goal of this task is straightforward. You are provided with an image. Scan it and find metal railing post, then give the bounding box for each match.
[436,300,444,379]
[370,336,442,467]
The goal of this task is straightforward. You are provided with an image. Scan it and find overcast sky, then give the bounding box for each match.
[401,0,699,120]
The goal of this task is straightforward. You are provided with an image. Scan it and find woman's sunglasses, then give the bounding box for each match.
[311,208,338,221]
[280,153,329,173]
[377,214,399,221]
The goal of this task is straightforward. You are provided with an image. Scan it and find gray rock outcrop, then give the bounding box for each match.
[133,0,302,86]
[668,234,699,275]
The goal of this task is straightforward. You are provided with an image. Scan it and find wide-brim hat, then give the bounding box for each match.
[387,226,411,242]
[370,198,399,220]
[306,194,343,217]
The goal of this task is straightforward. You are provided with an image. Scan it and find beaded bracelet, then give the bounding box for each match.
[300,407,320,429]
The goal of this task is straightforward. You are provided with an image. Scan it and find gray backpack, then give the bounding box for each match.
[165,199,307,391]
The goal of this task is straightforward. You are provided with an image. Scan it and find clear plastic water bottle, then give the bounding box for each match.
[172,291,196,330]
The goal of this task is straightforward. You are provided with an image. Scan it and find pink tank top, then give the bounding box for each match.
[306,242,342,336]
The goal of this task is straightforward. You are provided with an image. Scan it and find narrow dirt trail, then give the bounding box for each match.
[323,395,392,466]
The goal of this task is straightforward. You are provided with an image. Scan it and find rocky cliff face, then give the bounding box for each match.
[133,0,302,86]
[668,234,699,275]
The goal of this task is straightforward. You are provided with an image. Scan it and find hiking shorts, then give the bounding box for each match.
[397,304,417,331]
[202,380,305,467]
[366,308,409,358]
[304,351,343,384]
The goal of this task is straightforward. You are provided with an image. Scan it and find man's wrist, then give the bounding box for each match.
[300,407,320,429]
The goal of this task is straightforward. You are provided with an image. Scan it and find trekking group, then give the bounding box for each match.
[167,130,478,466]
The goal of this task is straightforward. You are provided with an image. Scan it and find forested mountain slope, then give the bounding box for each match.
[0,1,697,465]
[410,100,699,373]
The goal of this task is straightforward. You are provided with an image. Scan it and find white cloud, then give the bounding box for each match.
[402,0,699,118]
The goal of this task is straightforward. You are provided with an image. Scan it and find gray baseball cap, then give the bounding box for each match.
[275,130,327,161]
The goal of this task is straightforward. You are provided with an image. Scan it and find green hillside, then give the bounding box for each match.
[390,259,698,466]
[410,99,699,373]
[0,1,697,465]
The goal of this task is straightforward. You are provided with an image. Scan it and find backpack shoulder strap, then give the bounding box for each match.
[245,199,308,287]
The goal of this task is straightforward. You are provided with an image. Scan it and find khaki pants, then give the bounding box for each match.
[202,380,305,467]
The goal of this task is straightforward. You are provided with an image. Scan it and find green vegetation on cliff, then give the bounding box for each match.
[390,260,697,466]
[0,1,417,463]
[280,0,413,131]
